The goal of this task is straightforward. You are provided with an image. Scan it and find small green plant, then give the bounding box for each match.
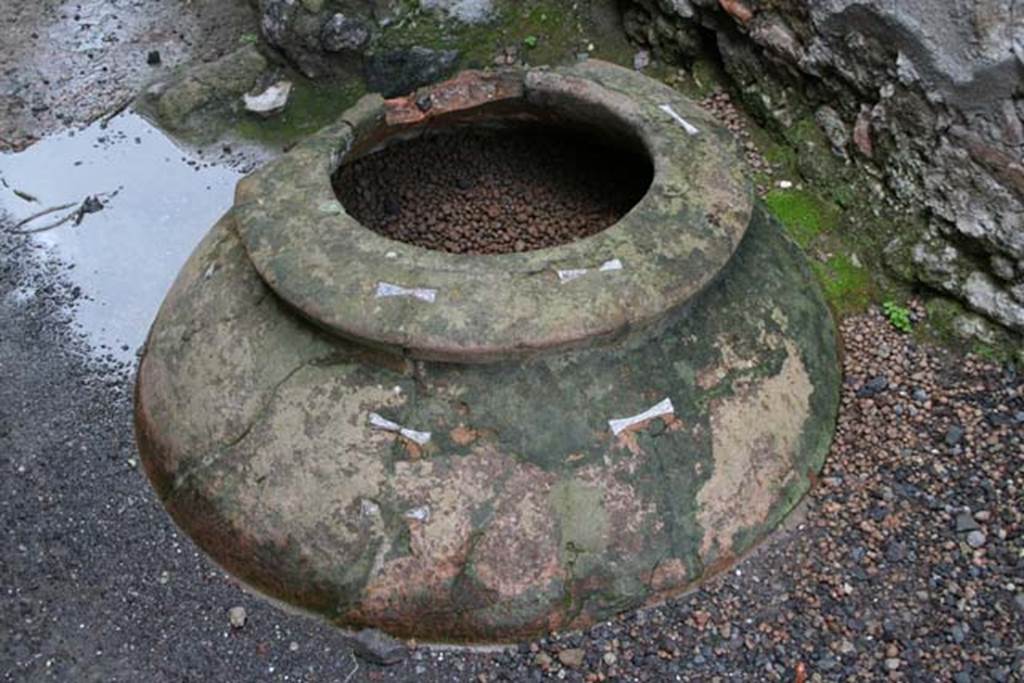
[239,32,258,46]
[523,35,539,49]
[882,300,912,333]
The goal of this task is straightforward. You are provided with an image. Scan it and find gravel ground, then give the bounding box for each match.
[3,208,1021,681]
[0,224,367,682]
[335,126,652,254]
[2,2,1021,678]
[698,90,771,190]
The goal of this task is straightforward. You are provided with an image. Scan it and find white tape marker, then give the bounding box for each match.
[405,505,431,522]
[557,268,589,284]
[658,104,700,136]
[360,499,381,517]
[375,281,437,303]
[608,398,675,436]
[557,259,624,284]
[369,412,432,445]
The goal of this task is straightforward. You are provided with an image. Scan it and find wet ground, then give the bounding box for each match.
[0,0,254,151]
[5,229,1022,681]
[0,113,246,359]
[0,214,371,682]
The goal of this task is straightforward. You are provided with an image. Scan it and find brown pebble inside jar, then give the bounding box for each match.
[333,124,654,255]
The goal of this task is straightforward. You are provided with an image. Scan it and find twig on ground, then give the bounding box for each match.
[72,196,105,226]
[10,210,77,235]
[9,203,77,232]
[7,189,118,235]
[13,189,38,203]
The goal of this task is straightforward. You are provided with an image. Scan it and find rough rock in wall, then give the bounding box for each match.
[254,0,468,94]
[625,0,1024,333]
[252,0,633,96]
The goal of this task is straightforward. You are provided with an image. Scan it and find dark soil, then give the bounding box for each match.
[334,126,653,255]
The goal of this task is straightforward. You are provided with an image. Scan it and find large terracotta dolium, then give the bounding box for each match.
[135,60,840,643]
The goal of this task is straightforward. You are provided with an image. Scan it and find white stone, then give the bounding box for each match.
[964,271,1024,332]
[244,81,292,116]
[420,0,493,23]
[228,606,247,628]
[405,506,431,523]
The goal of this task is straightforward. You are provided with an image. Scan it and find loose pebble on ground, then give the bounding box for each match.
[4,219,1020,680]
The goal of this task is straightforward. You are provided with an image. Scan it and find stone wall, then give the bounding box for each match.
[623,0,1024,333]
[252,1,627,96]
[255,0,464,93]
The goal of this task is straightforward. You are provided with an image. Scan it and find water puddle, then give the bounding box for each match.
[0,113,250,361]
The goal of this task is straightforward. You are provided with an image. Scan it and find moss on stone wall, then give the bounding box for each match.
[652,52,937,329]
[763,188,838,249]
[235,76,367,146]
[622,0,1023,361]
[919,297,1023,366]
[812,254,874,315]
[372,0,634,69]
[148,1,634,149]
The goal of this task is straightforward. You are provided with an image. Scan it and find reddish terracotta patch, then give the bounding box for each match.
[854,107,874,158]
[384,69,524,127]
[615,429,644,455]
[570,455,662,573]
[719,0,754,24]
[697,366,721,390]
[403,440,424,460]
[650,558,687,592]
[470,477,563,602]
[955,127,1024,195]
[644,557,689,605]
[450,425,479,446]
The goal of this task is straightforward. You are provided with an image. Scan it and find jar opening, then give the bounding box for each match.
[333,118,653,255]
